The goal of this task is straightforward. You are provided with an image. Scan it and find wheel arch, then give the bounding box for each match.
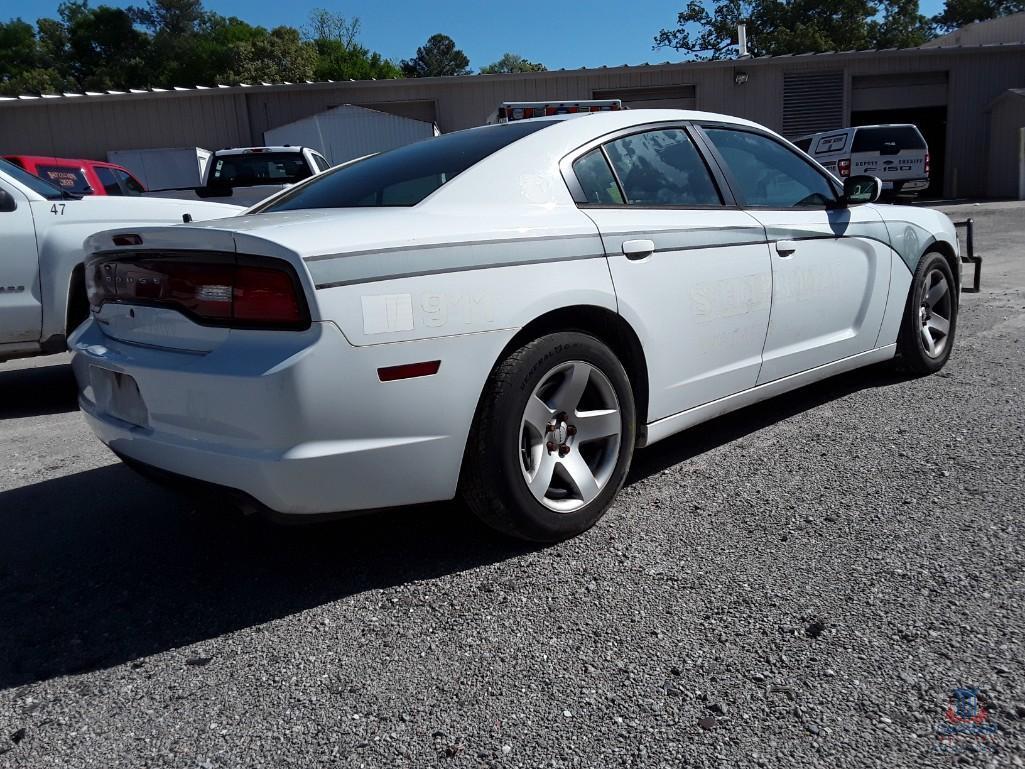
[926,239,960,293]
[65,262,89,337]
[490,305,651,445]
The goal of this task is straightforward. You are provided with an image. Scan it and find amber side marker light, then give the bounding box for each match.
[377,361,441,382]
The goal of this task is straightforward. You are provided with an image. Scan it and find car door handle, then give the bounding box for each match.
[622,239,655,260]
[775,240,797,257]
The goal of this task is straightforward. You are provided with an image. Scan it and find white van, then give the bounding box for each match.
[794,124,929,197]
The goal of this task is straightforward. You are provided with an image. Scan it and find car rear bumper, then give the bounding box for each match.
[881,178,929,193]
[70,318,502,515]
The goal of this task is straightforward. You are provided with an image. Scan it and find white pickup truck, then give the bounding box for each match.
[146,146,331,207]
[0,159,240,364]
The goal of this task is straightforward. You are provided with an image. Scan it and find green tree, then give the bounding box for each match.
[61,2,151,90]
[305,9,399,81]
[0,19,42,93]
[132,0,209,87]
[401,33,470,77]
[224,25,317,84]
[933,0,1025,30]
[480,52,546,74]
[875,0,934,48]
[655,0,936,59]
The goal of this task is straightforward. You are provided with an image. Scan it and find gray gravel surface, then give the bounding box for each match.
[1,204,1023,768]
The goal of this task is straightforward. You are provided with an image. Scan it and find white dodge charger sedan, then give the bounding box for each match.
[71,110,960,541]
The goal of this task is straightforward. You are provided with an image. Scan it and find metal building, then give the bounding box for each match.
[1,41,1024,197]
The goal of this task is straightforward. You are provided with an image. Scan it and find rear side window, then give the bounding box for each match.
[813,133,848,154]
[38,165,92,195]
[852,126,926,153]
[704,128,838,209]
[603,129,721,206]
[95,167,122,195]
[114,169,145,195]
[312,154,331,173]
[793,138,812,153]
[573,149,624,205]
[260,121,554,211]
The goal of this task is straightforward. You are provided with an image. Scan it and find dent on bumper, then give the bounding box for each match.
[70,319,508,514]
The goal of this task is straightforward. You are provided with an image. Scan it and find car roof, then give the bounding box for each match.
[2,155,128,168]
[426,108,773,209]
[215,146,307,155]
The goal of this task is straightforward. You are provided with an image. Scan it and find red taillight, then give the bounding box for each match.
[233,266,303,325]
[838,158,851,178]
[86,254,308,330]
[924,151,930,175]
[113,234,143,246]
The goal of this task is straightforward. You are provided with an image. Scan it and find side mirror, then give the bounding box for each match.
[0,189,16,212]
[843,175,882,205]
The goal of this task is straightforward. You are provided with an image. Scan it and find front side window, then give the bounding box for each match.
[603,129,721,206]
[704,128,838,209]
[95,167,122,195]
[37,165,93,195]
[259,121,554,211]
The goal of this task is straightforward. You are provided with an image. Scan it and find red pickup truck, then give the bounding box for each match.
[2,155,146,196]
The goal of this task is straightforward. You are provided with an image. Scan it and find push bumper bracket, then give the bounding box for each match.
[954,218,982,293]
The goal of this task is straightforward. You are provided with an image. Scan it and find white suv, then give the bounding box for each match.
[795,124,929,198]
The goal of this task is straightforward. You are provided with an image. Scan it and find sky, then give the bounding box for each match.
[5,0,948,73]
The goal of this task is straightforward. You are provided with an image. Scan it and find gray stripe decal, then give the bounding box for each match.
[315,252,605,289]
[308,234,605,288]
[305,232,601,263]
[764,219,928,272]
[877,220,937,272]
[602,226,767,254]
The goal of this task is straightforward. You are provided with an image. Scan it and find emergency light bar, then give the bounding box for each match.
[496,100,623,123]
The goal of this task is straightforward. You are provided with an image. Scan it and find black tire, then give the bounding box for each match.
[896,251,958,375]
[66,267,90,336]
[461,332,636,542]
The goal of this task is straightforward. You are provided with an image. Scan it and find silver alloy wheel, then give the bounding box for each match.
[919,268,953,358]
[519,360,622,512]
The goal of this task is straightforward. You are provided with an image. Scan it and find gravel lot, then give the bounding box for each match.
[1,203,1022,768]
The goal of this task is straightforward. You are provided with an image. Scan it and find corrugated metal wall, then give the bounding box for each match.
[2,45,1024,196]
[987,93,1025,198]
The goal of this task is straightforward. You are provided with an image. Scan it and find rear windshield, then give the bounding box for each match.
[210,152,312,186]
[0,158,66,200]
[38,165,93,194]
[852,126,926,152]
[258,121,555,211]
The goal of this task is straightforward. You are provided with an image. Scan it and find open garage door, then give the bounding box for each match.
[592,85,696,110]
[851,73,948,198]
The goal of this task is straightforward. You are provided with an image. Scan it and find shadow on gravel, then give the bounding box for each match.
[0,463,532,690]
[0,362,905,690]
[628,362,908,483]
[0,362,78,420]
